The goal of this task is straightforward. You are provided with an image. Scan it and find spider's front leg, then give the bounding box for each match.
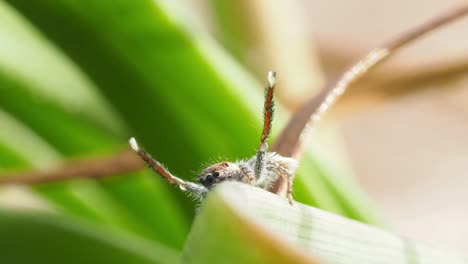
[129,138,208,199]
[254,71,276,181]
[253,72,294,205]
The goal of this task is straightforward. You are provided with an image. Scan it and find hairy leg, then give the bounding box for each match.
[254,71,276,179]
[129,138,208,199]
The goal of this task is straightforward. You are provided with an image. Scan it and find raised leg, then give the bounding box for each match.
[254,71,276,179]
[129,137,208,199]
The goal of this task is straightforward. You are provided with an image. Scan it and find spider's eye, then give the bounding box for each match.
[213,171,219,177]
[205,173,214,184]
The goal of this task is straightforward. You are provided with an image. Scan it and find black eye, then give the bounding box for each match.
[213,171,219,177]
[205,173,214,184]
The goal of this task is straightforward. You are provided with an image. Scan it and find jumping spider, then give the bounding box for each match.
[129,72,298,204]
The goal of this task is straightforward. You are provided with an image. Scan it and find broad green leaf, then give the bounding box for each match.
[0,209,179,264]
[184,182,466,264]
[4,0,261,216]
[4,0,262,169]
[0,109,120,223]
[0,67,188,248]
[0,0,124,137]
[0,1,190,248]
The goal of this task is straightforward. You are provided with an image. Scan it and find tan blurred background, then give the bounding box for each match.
[307,0,468,253]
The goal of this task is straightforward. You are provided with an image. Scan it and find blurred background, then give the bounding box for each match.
[0,0,467,261]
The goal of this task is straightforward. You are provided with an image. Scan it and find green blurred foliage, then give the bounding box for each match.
[0,210,179,264]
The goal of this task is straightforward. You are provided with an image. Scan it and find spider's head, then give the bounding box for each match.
[197,161,241,189]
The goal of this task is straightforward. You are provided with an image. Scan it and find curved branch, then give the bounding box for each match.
[0,149,144,185]
[272,4,468,160]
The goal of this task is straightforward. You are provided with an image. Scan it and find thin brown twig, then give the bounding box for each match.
[334,59,468,114]
[318,44,468,92]
[349,58,468,95]
[1,5,468,186]
[0,149,145,185]
[272,4,468,160]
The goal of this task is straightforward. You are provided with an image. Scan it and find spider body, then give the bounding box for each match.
[130,71,298,204]
[196,153,297,200]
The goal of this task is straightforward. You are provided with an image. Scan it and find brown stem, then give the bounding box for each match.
[272,4,468,160]
[0,149,144,185]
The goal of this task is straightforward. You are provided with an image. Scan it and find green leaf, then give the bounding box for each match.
[4,0,262,215]
[0,0,124,137]
[0,209,179,264]
[0,109,120,223]
[0,1,189,248]
[0,66,188,248]
[184,182,466,264]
